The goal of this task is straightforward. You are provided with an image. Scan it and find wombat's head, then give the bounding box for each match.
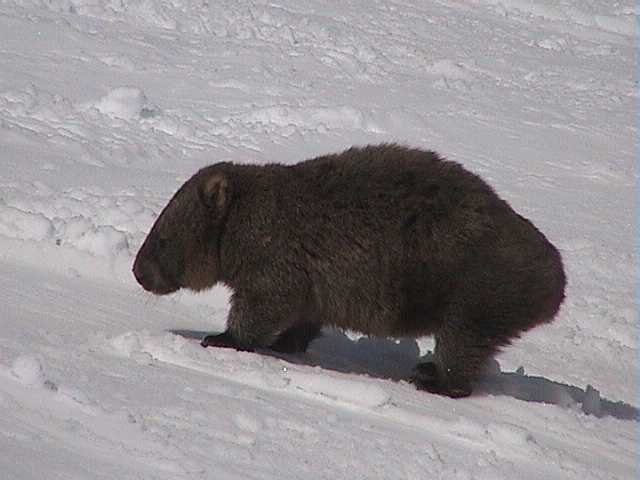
[133,166,230,295]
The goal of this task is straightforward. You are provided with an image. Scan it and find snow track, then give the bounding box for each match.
[0,0,636,478]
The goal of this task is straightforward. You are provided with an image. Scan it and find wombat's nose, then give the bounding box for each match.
[132,259,149,287]
[132,256,177,294]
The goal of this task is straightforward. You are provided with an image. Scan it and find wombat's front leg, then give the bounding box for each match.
[201,289,302,352]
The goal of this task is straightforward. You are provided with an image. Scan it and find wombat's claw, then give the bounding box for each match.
[201,333,236,349]
[200,333,255,352]
[410,362,471,398]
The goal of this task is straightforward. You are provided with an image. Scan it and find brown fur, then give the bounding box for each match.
[133,144,565,397]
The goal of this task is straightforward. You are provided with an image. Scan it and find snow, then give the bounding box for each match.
[0,0,637,479]
[9,355,52,388]
[91,87,159,121]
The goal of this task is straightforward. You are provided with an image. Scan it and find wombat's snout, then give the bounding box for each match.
[132,255,178,295]
[132,257,151,288]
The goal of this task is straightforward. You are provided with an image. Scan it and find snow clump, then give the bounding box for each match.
[93,87,158,120]
[10,355,57,391]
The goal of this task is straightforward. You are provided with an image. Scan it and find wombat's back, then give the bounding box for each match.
[288,144,497,233]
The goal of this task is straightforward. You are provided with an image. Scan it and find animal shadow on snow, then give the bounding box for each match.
[170,328,638,421]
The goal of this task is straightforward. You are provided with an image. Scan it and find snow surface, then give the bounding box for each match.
[0,1,637,479]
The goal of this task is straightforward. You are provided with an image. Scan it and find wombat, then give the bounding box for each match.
[133,144,565,398]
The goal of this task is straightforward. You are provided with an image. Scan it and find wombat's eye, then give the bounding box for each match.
[158,237,168,250]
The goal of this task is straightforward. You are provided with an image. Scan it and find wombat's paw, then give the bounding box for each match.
[409,362,440,390]
[410,362,472,399]
[269,336,304,354]
[269,323,322,354]
[200,332,254,352]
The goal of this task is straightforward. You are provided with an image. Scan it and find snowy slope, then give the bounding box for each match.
[0,1,637,479]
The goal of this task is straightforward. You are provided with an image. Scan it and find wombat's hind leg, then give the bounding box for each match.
[270,323,322,354]
[410,318,500,398]
[410,362,472,398]
[201,331,254,352]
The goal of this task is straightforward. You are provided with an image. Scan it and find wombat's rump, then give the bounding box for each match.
[133,144,565,398]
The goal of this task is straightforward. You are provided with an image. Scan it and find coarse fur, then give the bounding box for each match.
[133,144,566,398]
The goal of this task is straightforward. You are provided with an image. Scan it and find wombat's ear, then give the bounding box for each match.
[199,173,228,211]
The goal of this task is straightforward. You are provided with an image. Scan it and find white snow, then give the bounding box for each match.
[9,355,51,388]
[91,87,158,121]
[0,0,637,479]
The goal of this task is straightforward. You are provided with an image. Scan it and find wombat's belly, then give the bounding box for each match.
[313,272,442,338]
